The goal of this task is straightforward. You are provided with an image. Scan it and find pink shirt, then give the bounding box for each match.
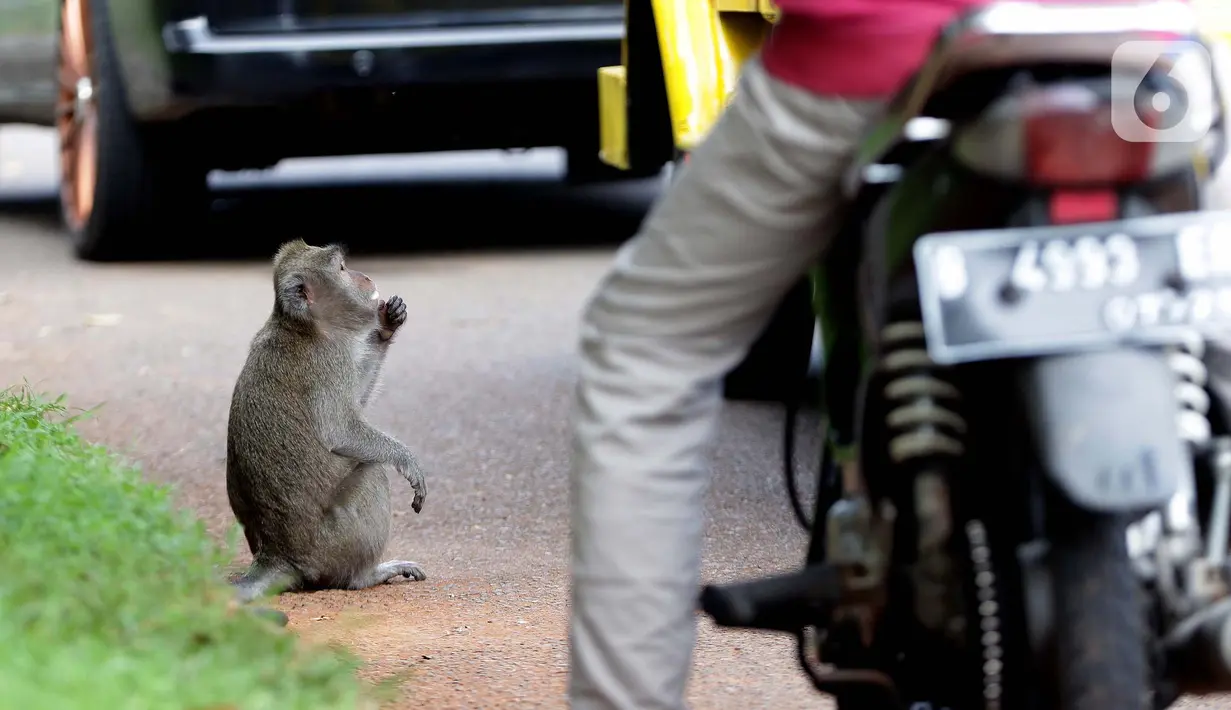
[762,0,1191,97]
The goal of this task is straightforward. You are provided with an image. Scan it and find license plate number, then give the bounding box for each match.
[913,210,1231,364]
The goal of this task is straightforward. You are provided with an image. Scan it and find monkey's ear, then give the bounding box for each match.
[280,274,315,315]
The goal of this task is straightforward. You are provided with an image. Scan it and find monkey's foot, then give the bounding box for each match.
[349,560,427,589]
[251,606,290,627]
[233,562,300,603]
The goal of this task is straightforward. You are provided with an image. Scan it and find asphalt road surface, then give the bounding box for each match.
[4,125,1228,710]
[0,125,829,709]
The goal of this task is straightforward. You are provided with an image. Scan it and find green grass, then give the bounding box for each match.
[0,385,384,710]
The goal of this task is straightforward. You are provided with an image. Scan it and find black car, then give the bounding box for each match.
[0,0,626,260]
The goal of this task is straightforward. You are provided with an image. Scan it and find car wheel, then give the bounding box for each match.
[57,0,208,261]
[666,152,819,403]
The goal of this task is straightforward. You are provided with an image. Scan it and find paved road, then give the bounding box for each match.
[8,125,1226,709]
[0,126,827,708]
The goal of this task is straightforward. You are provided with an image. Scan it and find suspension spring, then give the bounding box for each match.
[880,321,967,464]
[881,322,996,706]
[1169,336,1212,449]
[1159,336,1213,571]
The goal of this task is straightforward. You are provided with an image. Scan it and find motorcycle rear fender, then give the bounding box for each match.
[1019,349,1189,513]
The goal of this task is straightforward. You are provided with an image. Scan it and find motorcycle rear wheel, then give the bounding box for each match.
[1051,510,1149,710]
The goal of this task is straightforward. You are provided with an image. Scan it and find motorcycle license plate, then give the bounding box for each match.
[913,210,1231,365]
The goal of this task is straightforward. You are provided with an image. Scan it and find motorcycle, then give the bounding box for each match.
[700,2,1231,709]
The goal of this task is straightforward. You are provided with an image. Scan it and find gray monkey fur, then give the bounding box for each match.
[226,239,430,604]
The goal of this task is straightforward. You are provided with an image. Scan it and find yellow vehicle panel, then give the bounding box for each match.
[598,66,630,169]
[599,0,771,169]
[649,0,771,151]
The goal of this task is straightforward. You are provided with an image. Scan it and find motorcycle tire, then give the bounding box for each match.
[1051,510,1148,710]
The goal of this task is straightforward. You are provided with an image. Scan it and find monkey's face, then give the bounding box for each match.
[346,268,380,302]
[273,240,383,332]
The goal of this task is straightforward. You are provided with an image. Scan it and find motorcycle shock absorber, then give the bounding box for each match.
[879,321,1004,709]
[1162,337,1212,559]
[879,322,968,587]
[1134,337,1221,624]
[1164,336,1231,605]
[1171,335,1212,450]
[879,320,967,621]
[880,321,965,465]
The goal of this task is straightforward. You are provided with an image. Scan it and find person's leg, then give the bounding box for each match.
[568,57,883,710]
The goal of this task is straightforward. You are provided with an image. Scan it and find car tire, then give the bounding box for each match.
[666,152,819,403]
[57,0,208,261]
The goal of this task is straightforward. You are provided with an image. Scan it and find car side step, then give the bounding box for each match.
[164,15,623,55]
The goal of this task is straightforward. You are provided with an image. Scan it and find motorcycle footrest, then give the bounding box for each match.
[699,563,843,633]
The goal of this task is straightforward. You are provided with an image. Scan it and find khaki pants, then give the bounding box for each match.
[568,57,881,710]
[568,49,1231,710]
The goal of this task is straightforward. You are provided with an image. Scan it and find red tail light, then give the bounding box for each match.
[1049,189,1119,224]
[951,80,1186,187]
[1023,102,1154,184]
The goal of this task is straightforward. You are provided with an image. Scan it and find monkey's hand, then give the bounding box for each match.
[378,295,407,341]
[397,451,428,513]
[328,416,428,512]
